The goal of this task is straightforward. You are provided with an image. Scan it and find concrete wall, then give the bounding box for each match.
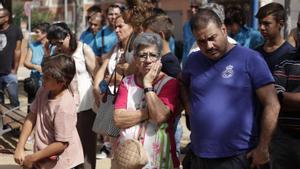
[159,0,190,41]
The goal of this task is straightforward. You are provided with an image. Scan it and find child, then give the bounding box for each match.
[14,54,84,169]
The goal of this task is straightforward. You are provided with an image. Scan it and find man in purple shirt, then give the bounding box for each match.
[181,9,280,169]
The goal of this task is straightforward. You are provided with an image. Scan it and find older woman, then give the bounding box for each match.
[113,32,180,169]
[47,22,98,169]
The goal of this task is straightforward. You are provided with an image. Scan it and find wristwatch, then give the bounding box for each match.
[144,87,155,94]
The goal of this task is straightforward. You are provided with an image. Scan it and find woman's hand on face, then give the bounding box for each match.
[143,60,162,88]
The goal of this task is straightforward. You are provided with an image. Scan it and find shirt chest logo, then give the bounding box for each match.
[0,34,7,51]
[222,65,234,78]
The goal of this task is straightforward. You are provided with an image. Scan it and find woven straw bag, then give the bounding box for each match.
[114,123,148,169]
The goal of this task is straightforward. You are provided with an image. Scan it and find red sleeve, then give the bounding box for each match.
[114,80,128,109]
[157,79,179,113]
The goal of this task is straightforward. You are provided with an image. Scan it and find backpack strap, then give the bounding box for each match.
[154,75,173,94]
[101,29,105,55]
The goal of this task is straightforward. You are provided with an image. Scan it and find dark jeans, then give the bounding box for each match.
[183,149,251,169]
[76,109,97,169]
[182,149,267,169]
[270,128,300,169]
[0,73,19,107]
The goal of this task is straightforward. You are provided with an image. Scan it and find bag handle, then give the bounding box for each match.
[101,29,105,55]
[102,47,125,103]
[102,68,118,103]
[82,43,94,80]
[135,75,172,144]
[137,122,147,145]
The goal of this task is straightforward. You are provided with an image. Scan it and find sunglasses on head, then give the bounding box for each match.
[49,40,64,46]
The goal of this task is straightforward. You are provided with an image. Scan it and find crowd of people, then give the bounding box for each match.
[0,0,298,169]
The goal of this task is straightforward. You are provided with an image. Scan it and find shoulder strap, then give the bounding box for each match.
[154,75,173,94]
[81,43,94,80]
[82,42,85,55]
[101,29,105,55]
[137,122,146,142]
[136,76,173,143]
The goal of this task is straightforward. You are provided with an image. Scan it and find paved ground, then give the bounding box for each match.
[0,67,191,169]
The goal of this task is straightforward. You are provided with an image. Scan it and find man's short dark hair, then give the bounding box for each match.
[87,5,102,22]
[224,6,245,26]
[87,5,102,14]
[142,14,174,40]
[106,3,125,14]
[256,2,286,23]
[190,8,223,32]
[33,22,50,33]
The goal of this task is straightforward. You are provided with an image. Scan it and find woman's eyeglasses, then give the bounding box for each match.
[137,52,160,61]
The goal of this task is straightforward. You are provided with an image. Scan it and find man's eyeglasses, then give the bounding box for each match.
[137,52,160,61]
[0,15,7,18]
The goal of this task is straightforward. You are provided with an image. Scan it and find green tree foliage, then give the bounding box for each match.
[31,10,53,26]
[12,2,53,28]
[12,2,24,26]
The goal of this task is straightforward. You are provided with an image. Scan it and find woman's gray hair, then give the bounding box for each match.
[200,3,225,23]
[133,32,163,57]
